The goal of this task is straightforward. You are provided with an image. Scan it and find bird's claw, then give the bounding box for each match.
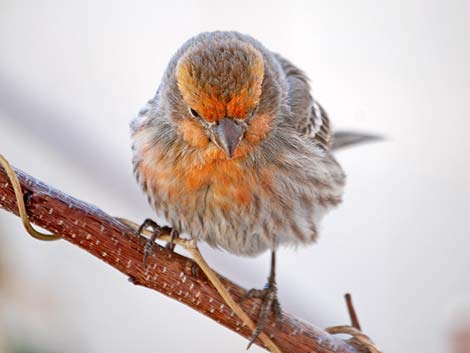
[241,281,283,349]
[143,236,157,266]
[165,228,179,251]
[136,219,178,267]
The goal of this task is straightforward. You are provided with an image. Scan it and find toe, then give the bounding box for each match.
[272,298,283,330]
[240,288,266,302]
[247,292,274,349]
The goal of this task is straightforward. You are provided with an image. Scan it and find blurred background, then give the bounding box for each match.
[1,1,469,352]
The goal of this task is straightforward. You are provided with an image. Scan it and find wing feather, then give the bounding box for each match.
[274,53,332,150]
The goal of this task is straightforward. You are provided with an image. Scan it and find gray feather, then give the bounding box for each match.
[332,131,383,151]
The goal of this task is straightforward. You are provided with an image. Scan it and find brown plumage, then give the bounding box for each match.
[130,31,346,346]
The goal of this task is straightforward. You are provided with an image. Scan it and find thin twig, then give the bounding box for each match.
[345,293,361,330]
[0,154,59,241]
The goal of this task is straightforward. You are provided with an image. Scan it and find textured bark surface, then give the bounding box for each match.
[0,164,362,353]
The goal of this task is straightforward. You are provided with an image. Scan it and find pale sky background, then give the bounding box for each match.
[0,1,469,353]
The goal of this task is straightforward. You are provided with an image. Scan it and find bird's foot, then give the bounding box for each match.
[136,219,179,266]
[240,280,283,349]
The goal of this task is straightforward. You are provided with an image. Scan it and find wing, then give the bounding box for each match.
[273,53,332,151]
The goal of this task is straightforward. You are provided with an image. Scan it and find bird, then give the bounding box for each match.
[131,31,360,347]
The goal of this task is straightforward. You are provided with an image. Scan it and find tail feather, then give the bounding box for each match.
[331,131,383,151]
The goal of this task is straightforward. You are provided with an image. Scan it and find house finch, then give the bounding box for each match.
[131,31,366,346]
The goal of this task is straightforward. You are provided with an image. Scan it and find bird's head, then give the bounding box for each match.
[169,36,279,160]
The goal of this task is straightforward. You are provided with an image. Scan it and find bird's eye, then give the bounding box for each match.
[189,108,200,118]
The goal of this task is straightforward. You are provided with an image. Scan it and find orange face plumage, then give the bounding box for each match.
[176,41,265,122]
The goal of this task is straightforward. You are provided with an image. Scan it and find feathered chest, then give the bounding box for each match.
[132,126,343,256]
[134,139,271,213]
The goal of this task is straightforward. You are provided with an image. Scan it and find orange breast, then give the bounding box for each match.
[137,142,267,210]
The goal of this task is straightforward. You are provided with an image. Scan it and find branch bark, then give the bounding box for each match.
[0,162,363,353]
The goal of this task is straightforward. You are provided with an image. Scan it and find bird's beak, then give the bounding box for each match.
[214,117,245,159]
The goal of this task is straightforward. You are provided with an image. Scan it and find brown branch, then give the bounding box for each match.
[0,161,364,353]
